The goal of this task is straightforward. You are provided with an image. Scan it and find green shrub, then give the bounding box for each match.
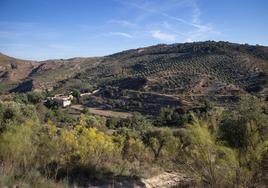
[0,101,38,132]
[27,92,45,104]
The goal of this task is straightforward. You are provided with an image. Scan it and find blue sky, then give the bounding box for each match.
[0,0,267,60]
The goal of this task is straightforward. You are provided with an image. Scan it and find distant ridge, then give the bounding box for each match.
[0,41,267,97]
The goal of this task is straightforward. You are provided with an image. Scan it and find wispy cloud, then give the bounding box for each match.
[47,44,75,50]
[0,43,30,47]
[105,32,133,38]
[191,3,201,24]
[110,32,133,38]
[0,31,22,38]
[108,19,137,27]
[114,0,221,42]
[151,30,176,42]
[0,21,61,40]
[0,21,40,28]
[184,38,194,43]
[0,0,225,60]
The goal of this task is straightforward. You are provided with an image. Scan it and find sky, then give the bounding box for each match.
[0,0,268,60]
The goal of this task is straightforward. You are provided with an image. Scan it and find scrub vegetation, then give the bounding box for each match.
[0,95,267,187]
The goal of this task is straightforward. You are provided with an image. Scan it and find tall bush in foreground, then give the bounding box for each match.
[177,115,238,187]
[219,96,268,187]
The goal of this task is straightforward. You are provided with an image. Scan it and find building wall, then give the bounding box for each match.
[62,100,71,107]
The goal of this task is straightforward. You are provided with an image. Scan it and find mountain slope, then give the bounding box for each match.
[55,41,268,96]
[1,41,268,97]
[0,53,37,83]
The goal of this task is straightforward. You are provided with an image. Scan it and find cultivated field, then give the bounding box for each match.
[71,104,132,118]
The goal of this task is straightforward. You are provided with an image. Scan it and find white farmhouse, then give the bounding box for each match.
[47,94,73,107]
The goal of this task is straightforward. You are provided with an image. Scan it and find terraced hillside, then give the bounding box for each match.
[56,41,268,96]
[1,41,268,113]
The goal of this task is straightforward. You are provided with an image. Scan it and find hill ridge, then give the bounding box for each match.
[0,41,267,99]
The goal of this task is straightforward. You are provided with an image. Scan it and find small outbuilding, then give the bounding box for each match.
[47,94,73,107]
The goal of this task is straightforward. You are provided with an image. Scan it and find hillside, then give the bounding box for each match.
[74,41,268,95]
[0,53,38,91]
[1,41,268,113]
[1,42,268,188]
